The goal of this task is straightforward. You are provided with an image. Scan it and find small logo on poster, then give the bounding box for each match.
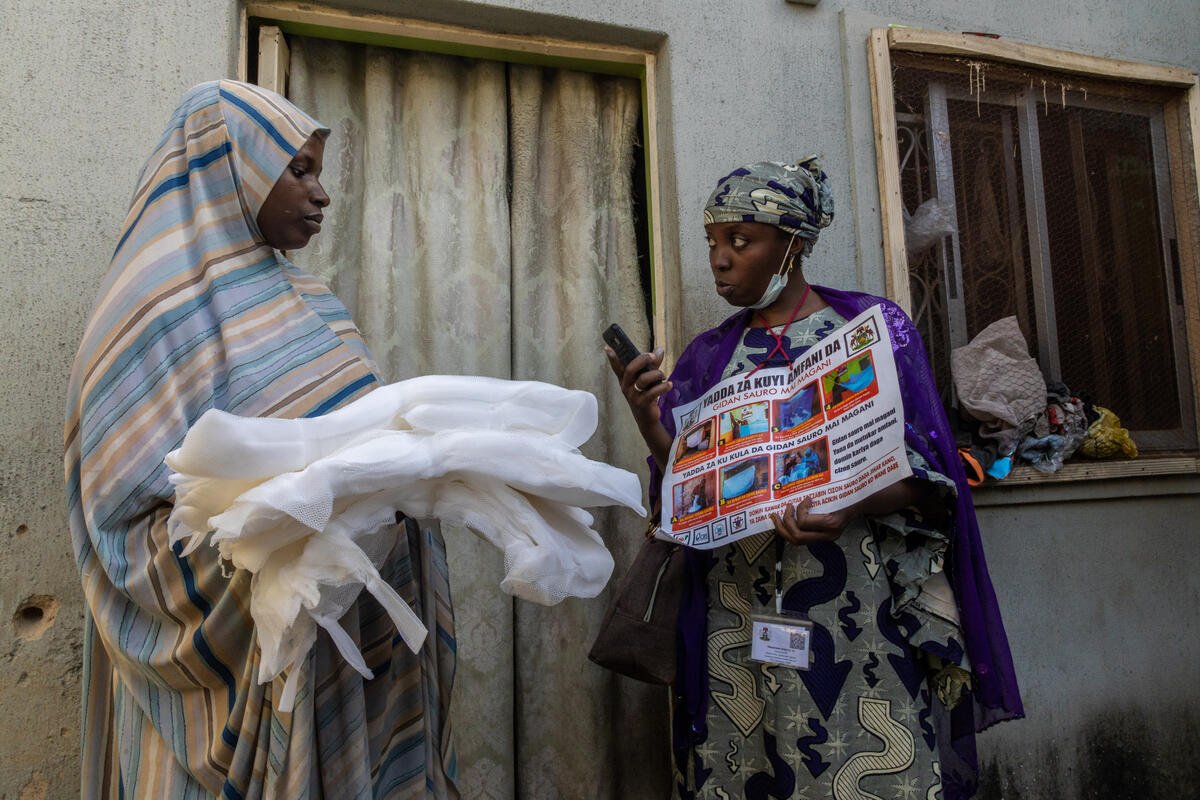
[729,512,748,533]
[846,318,879,354]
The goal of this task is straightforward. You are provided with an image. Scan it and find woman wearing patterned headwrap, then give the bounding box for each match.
[606,158,1022,799]
[65,80,456,799]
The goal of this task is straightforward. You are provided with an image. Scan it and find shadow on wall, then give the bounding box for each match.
[977,707,1200,799]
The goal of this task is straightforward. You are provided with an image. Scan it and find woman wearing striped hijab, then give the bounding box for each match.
[65,80,457,799]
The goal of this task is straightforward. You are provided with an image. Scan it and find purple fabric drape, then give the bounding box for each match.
[650,286,1023,795]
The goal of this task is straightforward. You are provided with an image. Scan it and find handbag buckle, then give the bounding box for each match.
[644,518,662,540]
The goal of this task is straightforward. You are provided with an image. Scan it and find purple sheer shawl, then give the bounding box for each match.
[649,286,1023,794]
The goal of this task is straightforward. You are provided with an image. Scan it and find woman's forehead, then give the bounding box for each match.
[296,134,325,160]
[704,220,784,236]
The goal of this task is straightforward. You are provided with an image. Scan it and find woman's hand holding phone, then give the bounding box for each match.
[603,324,673,467]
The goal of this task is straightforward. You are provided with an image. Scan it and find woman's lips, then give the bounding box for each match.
[715,281,735,297]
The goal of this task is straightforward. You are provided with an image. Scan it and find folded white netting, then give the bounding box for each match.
[165,375,644,709]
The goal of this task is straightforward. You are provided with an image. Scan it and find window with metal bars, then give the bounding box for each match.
[892,52,1196,453]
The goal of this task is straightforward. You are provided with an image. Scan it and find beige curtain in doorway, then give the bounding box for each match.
[288,37,667,799]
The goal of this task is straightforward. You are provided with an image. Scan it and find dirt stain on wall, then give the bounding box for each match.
[977,707,1200,799]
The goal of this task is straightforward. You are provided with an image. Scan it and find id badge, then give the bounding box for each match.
[749,612,813,670]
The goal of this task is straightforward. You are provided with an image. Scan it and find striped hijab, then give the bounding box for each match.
[65,80,455,798]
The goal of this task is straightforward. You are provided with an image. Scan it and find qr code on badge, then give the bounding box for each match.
[789,630,809,649]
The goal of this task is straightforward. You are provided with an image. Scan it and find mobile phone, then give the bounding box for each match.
[602,323,643,367]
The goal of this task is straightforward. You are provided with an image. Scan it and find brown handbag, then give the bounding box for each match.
[588,520,684,684]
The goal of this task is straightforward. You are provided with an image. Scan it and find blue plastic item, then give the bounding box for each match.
[986,456,1012,480]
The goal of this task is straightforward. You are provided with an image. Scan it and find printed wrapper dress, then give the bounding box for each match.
[674,309,969,800]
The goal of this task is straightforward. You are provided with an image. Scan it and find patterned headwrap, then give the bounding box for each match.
[703,156,835,255]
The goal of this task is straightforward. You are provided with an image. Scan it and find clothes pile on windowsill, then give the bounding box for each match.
[949,316,1138,485]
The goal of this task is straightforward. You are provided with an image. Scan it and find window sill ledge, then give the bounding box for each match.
[971,457,1200,507]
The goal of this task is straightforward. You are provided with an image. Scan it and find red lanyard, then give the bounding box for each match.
[746,283,812,377]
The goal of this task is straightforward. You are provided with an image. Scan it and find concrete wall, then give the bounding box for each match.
[1,2,242,796]
[2,0,1197,797]
[973,481,1200,798]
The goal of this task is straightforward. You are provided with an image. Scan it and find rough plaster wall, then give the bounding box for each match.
[2,0,1198,797]
[973,493,1200,798]
[0,2,239,797]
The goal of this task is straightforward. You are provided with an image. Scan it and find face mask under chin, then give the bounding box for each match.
[749,272,787,309]
[748,232,799,310]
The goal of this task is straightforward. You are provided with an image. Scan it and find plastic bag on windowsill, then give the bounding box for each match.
[1078,406,1139,459]
[903,197,957,257]
[1017,434,1069,473]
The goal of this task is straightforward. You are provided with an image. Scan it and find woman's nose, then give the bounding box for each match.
[312,180,330,208]
[710,246,729,271]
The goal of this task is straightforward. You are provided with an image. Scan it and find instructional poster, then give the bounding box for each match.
[659,305,911,550]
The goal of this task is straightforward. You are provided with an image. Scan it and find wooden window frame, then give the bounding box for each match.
[240,0,679,362]
[867,27,1200,481]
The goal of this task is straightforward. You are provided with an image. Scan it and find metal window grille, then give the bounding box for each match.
[893,54,1196,452]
